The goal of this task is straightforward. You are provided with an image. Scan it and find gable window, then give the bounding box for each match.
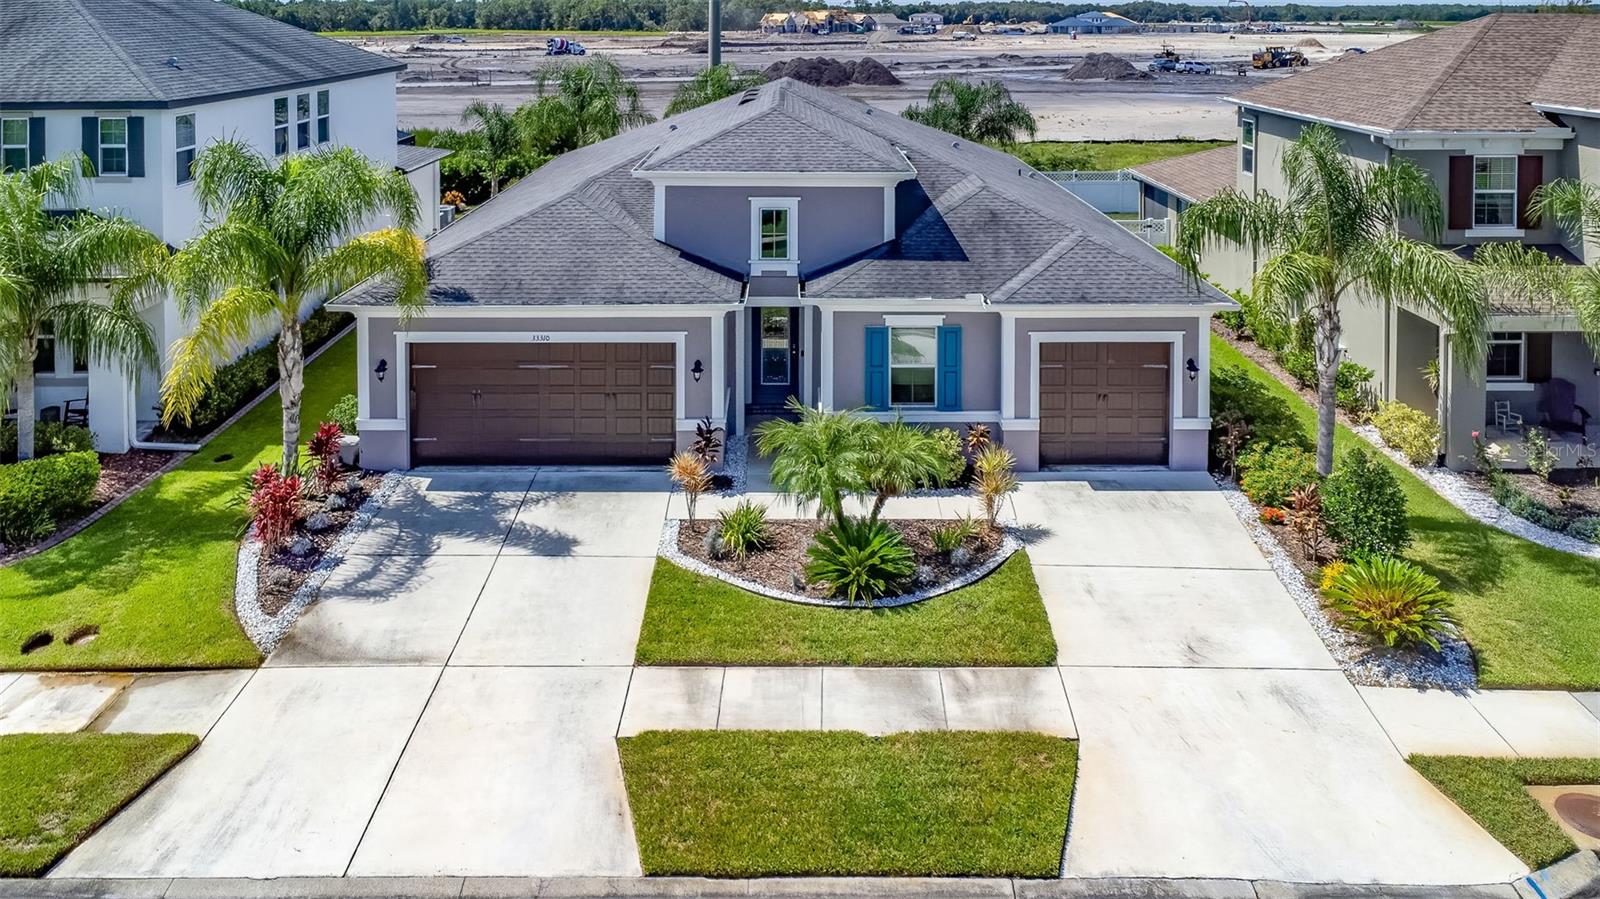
[98,117,128,175]
[1473,156,1516,228]
[749,197,799,273]
[34,321,56,375]
[759,208,790,259]
[1,118,28,172]
[1487,332,1524,381]
[1240,119,1255,174]
[273,97,289,156]
[889,326,937,406]
[175,113,196,184]
[296,93,312,150]
[316,90,331,144]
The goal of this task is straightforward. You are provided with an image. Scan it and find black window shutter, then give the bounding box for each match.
[81,117,99,174]
[1447,156,1472,231]
[1526,332,1553,383]
[28,118,45,166]
[1516,155,1543,230]
[127,116,145,178]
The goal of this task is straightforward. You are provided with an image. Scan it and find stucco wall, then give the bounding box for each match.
[663,185,885,276]
[829,310,1001,412]
[1393,308,1440,414]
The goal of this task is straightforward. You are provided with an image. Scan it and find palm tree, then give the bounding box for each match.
[0,156,161,460]
[1177,124,1486,475]
[754,399,871,525]
[518,58,653,154]
[665,65,767,117]
[859,418,947,522]
[459,100,521,197]
[160,141,426,469]
[901,78,1037,146]
[1474,179,1600,346]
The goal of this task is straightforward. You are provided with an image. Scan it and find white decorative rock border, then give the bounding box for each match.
[1216,477,1478,691]
[658,517,1023,609]
[1351,425,1600,560]
[233,471,404,654]
[717,432,748,496]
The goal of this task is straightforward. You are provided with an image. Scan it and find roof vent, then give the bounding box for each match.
[738,89,761,105]
[165,56,181,69]
[951,141,960,149]
[668,124,677,131]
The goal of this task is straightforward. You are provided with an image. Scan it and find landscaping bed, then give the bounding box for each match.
[252,469,383,616]
[1409,755,1600,869]
[617,730,1077,877]
[0,447,182,565]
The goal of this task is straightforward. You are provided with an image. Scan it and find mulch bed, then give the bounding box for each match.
[254,469,382,616]
[1464,469,1600,527]
[676,518,1002,601]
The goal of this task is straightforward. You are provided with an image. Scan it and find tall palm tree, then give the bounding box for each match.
[901,78,1037,146]
[160,141,426,469]
[754,399,871,525]
[665,65,767,117]
[518,58,652,154]
[459,100,521,197]
[0,156,161,460]
[1178,123,1486,475]
[1474,179,1600,345]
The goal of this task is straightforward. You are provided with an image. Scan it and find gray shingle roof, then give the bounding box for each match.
[1128,145,1238,204]
[0,0,404,109]
[396,144,453,173]
[338,78,1228,309]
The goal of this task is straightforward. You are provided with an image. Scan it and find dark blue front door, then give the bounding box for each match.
[752,306,799,408]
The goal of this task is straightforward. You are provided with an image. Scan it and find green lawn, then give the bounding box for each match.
[634,552,1056,667]
[321,28,669,38]
[1009,140,1231,172]
[618,730,1077,877]
[0,733,196,876]
[1214,336,1600,689]
[1410,755,1600,869]
[0,334,357,671]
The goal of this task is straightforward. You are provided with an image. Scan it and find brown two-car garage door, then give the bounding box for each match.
[1039,341,1170,465]
[409,342,675,465]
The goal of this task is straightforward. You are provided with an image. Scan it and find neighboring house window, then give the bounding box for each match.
[1487,332,1524,381]
[1,118,27,172]
[34,321,55,375]
[889,326,937,406]
[72,348,87,374]
[175,113,196,184]
[274,97,289,156]
[316,90,331,144]
[296,93,311,149]
[1240,119,1255,174]
[1473,156,1517,228]
[98,117,128,175]
[759,208,790,260]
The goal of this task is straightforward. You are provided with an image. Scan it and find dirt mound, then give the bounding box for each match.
[763,56,902,87]
[1295,37,1326,48]
[850,57,902,86]
[1063,53,1152,81]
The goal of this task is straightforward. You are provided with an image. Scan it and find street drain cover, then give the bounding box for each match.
[1555,792,1600,839]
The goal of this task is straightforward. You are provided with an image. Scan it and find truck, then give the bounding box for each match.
[545,37,588,56]
[1251,46,1307,68]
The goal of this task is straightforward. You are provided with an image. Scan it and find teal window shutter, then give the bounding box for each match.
[81,117,98,174]
[127,116,145,178]
[28,118,45,166]
[936,325,962,411]
[865,326,889,410]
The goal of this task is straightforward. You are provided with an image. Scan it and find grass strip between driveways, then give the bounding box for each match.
[0,732,197,877]
[1409,755,1600,869]
[618,730,1077,877]
[1008,139,1232,172]
[0,334,358,671]
[634,551,1056,667]
[1213,336,1600,690]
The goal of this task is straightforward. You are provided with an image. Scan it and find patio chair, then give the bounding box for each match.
[1493,400,1523,434]
[63,396,88,428]
[1538,379,1592,436]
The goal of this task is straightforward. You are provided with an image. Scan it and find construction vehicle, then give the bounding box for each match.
[544,37,587,56]
[1154,44,1181,63]
[1252,46,1307,68]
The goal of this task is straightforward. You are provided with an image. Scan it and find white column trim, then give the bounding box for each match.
[800,306,813,404]
[1000,313,1016,419]
[1196,314,1211,418]
[355,313,371,420]
[735,307,748,434]
[882,184,895,243]
[653,182,666,242]
[710,311,726,422]
[820,306,835,409]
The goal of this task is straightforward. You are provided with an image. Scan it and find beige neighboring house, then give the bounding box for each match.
[759,12,799,33]
[1131,13,1600,471]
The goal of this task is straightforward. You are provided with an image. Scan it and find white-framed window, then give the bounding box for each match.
[175,113,196,184]
[1240,118,1255,174]
[296,93,311,149]
[34,320,55,375]
[1487,331,1524,381]
[98,117,128,175]
[316,89,331,144]
[759,207,791,259]
[1473,156,1517,228]
[749,197,798,268]
[1,117,28,172]
[273,97,289,156]
[889,326,937,406]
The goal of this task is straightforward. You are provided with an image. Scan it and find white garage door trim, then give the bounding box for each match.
[1028,331,1185,431]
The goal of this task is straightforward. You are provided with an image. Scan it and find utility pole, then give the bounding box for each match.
[709,0,722,68]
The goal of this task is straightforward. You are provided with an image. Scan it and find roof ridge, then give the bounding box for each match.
[989,232,1085,302]
[68,0,165,100]
[1393,14,1495,130]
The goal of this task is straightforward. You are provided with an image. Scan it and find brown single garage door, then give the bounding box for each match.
[409,342,675,465]
[1039,342,1170,465]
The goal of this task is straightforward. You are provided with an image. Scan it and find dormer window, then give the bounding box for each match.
[759,209,790,260]
[749,197,799,275]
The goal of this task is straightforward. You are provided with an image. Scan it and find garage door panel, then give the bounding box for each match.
[1039,341,1170,466]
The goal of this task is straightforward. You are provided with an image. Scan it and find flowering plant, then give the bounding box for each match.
[248,464,302,549]
[1259,506,1287,525]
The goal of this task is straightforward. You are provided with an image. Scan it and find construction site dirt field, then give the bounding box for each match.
[375,29,1418,140]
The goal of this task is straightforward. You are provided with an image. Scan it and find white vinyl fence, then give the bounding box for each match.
[1044,170,1140,214]
[1118,217,1172,246]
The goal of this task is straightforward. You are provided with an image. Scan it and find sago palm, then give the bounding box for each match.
[1473,179,1600,346]
[0,156,161,460]
[754,399,871,525]
[665,65,768,117]
[901,78,1037,146]
[520,58,652,154]
[1177,123,1486,475]
[161,141,426,469]
[460,100,521,197]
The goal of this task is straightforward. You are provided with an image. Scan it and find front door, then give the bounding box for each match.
[752,306,800,408]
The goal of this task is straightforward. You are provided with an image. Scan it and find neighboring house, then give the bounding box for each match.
[758,12,798,34]
[1133,14,1600,470]
[1129,144,1237,226]
[331,79,1233,472]
[0,0,447,453]
[1048,12,1141,34]
[908,12,945,28]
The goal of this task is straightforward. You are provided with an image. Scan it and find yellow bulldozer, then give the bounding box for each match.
[1252,46,1308,69]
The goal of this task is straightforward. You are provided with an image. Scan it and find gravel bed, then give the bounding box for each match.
[1351,425,1600,560]
[233,470,404,653]
[717,432,748,496]
[1215,476,1477,691]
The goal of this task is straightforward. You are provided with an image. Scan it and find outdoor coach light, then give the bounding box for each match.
[1186,358,1200,381]
[691,359,704,382]
[375,358,388,382]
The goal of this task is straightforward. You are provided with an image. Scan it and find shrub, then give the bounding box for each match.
[1322,448,1410,558]
[0,422,96,461]
[1522,428,1558,482]
[173,308,351,435]
[973,446,1019,531]
[326,394,358,435]
[1210,365,1310,457]
[1335,362,1378,419]
[1567,516,1600,544]
[0,451,101,545]
[1322,556,1457,651]
[1239,289,1292,352]
[692,417,724,466]
[1506,492,1565,531]
[1280,348,1316,389]
[1372,401,1440,467]
[964,423,993,456]
[931,515,981,554]
[305,422,344,493]
[805,516,915,605]
[1239,444,1319,508]
[667,451,713,524]
[1288,481,1333,562]
[717,501,769,559]
[247,464,302,549]
[929,428,967,487]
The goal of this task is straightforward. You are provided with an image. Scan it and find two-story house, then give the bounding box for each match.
[0,0,447,454]
[1131,14,1600,470]
[332,78,1234,472]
